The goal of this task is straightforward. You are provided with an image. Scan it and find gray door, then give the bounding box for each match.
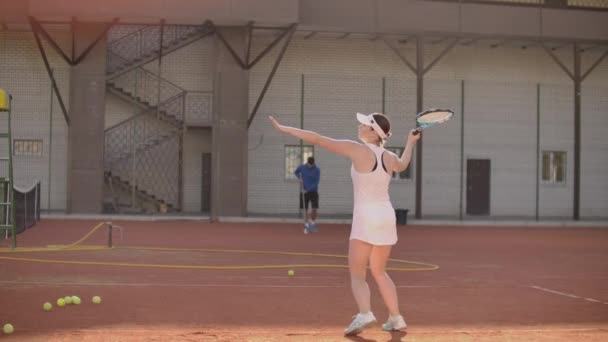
[201,153,211,212]
[466,159,490,215]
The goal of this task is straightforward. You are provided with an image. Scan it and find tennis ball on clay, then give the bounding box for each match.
[57,298,66,307]
[43,302,53,311]
[3,323,14,334]
[92,296,102,304]
[63,296,73,305]
[288,269,295,276]
[71,296,81,305]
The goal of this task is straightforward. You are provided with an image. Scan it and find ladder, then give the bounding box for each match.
[0,88,16,248]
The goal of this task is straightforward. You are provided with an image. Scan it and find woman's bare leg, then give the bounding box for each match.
[369,245,400,316]
[348,239,373,313]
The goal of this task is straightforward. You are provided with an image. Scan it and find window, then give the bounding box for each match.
[14,139,43,157]
[385,147,412,180]
[542,151,566,184]
[285,145,314,180]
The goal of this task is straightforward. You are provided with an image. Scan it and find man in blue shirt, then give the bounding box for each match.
[294,156,320,234]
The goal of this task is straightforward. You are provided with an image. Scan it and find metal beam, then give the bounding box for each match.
[382,37,417,75]
[303,31,316,40]
[423,38,459,75]
[542,44,574,81]
[71,17,76,61]
[247,24,297,128]
[245,21,254,65]
[30,18,70,126]
[213,24,248,70]
[415,36,424,219]
[247,24,295,69]
[156,19,165,125]
[573,43,581,220]
[29,17,74,66]
[581,49,608,82]
[72,18,118,65]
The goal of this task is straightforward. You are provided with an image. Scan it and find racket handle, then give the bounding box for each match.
[412,128,422,136]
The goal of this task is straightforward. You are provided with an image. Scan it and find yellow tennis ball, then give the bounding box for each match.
[92,296,102,304]
[57,298,65,307]
[71,296,81,305]
[288,269,295,276]
[43,302,52,311]
[3,323,14,334]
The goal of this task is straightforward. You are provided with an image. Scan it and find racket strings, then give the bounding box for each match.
[417,111,452,124]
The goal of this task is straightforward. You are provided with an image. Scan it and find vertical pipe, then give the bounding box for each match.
[536,83,540,221]
[299,74,305,219]
[178,93,185,211]
[48,69,54,212]
[8,95,16,248]
[71,17,76,61]
[459,80,465,220]
[156,20,165,139]
[300,74,304,157]
[382,77,386,114]
[573,44,581,220]
[107,222,113,248]
[415,36,424,219]
[131,123,135,208]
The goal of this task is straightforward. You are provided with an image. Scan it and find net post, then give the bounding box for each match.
[107,221,113,248]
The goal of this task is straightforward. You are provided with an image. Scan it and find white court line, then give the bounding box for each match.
[530,285,608,305]
[0,280,343,288]
[0,280,448,289]
[261,276,342,280]
[397,285,449,288]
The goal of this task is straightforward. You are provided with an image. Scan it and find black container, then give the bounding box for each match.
[395,209,408,225]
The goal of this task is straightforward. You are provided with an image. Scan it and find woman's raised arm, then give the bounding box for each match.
[269,116,361,159]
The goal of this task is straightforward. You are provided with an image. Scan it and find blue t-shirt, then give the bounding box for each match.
[294,164,320,192]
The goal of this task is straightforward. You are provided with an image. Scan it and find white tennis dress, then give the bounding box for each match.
[350,143,397,245]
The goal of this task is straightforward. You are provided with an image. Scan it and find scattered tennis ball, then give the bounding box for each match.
[92,296,102,304]
[3,323,14,334]
[71,296,81,305]
[288,269,295,276]
[57,298,66,307]
[64,296,73,305]
[43,302,53,311]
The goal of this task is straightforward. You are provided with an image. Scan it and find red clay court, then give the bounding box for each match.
[1,218,607,341]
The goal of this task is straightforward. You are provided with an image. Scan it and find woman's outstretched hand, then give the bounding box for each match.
[269,115,287,133]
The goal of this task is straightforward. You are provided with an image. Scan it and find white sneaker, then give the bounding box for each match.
[382,315,407,331]
[303,223,309,234]
[344,312,377,336]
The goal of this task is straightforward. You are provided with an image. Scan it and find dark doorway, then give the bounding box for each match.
[466,159,490,215]
[201,153,211,212]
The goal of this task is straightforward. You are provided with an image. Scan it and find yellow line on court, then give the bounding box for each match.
[0,222,439,272]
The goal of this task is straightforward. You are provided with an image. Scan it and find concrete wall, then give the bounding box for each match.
[247,34,608,219]
[0,30,70,211]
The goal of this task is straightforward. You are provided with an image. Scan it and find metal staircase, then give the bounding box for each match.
[104,23,211,213]
[106,22,213,78]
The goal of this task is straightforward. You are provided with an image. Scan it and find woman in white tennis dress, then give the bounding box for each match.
[269,112,419,336]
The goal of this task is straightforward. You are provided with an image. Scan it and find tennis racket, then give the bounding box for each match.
[412,108,454,135]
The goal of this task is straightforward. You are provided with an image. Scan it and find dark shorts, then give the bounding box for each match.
[299,191,319,209]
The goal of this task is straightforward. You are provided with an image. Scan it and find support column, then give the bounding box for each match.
[211,27,249,219]
[67,23,106,213]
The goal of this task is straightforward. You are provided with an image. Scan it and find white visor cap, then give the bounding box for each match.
[356,113,391,139]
